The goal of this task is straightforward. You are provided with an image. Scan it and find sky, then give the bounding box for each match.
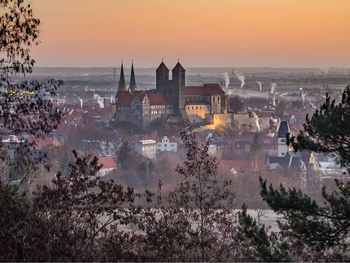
[31,0,350,68]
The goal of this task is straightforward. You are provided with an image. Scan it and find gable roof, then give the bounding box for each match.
[172,62,185,72]
[116,91,171,108]
[98,156,117,169]
[156,62,169,72]
[277,120,290,138]
[183,83,225,96]
[147,93,170,105]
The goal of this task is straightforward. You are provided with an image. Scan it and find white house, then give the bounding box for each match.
[134,139,157,159]
[156,136,177,153]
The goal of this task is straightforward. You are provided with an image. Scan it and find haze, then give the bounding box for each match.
[31,0,350,68]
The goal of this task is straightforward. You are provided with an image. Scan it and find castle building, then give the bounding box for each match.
[114,62,173,129]
[117,62,127,92]
[156,61,227,124]
[114,60,230,130]
[156,61,185,112]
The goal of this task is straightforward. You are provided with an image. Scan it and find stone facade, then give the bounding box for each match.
[115,61,231,130]
[115,91,173,129]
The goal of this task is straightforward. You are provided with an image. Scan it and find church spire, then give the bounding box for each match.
[118,62,127,91]
[129,61,137,92]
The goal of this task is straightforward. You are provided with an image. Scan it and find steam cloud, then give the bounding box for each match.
[252,112,261,132]
[256,81,262,91]
[78,97,83,109]
[223,72,230,90]
[271,83,277,94]
[93,94,105,108]
[272,94,276,107]
[235,71,245,89]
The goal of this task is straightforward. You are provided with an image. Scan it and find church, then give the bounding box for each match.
[113,62,173,129]
[113,61,231,130]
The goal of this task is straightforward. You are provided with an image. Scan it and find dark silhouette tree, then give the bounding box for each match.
[240,86,350,261]
[228,96,244,113]
[139,128,240,261]
[0,0,63,187]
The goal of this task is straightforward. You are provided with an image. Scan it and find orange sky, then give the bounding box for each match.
[31,0,350,67]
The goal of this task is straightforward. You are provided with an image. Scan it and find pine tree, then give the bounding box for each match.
[240,86,350,261]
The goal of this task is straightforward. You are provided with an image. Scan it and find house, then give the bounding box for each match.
[134,139,157,159]
[97,156,117,176]
[314,154,348,179]
[156,136,177,153]
[220,160,254,175]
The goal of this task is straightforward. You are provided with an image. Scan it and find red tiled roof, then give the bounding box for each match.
[98,156,117,169]
[183,83,225,96]
[147,93,171,105]
[116,91,171,107]
[32,137,60,149]
[116,93,135,107]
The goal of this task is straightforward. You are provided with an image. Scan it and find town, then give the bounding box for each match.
[12,63,347,205]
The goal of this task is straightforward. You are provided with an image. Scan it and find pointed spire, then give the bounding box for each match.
[118,61,126,91]
[129,60,137,92]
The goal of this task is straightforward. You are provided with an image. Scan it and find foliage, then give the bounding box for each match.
[240,86,350,261]
[228,96,244,113]
[251,132,260,151]
[0,0,63,185]
[237,204,291,262]
[0,151,145,261]
[139,128,240,261]
[118,140,132,170]
[289,86,350,169]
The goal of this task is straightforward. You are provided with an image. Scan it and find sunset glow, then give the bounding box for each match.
[32,0,350,67]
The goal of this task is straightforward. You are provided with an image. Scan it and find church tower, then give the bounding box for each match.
[277,120,290,157]
[156,61,169,93]
[118,62,127,92]
[129,61,137,92]
[172,61,185,88]
[172,61,185,112]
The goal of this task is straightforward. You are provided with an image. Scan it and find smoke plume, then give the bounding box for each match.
[271,83,277,94]
[256,81,262,91]
[235,71,245,89]
[78,97,83,109]
[223,72,230,90]
[252,112,261,132]
[93,94,105,108]
[272,94,276,107]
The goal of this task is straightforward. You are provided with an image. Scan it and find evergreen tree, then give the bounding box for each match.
[118,141,132,170]
[240,86,350,261]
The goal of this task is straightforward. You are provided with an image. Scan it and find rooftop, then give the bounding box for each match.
[183,83,225,96]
